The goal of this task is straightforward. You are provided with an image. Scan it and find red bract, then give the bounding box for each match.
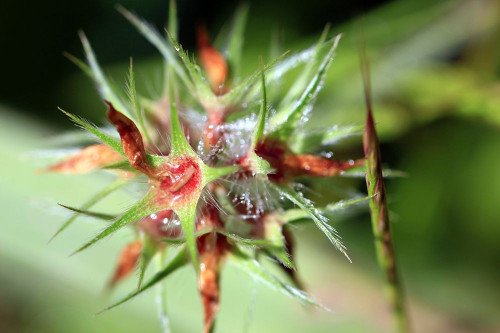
[106,102,153,176]
[197,25,229,95]
[47,144,122,174]
[108,240,143,287]
[197,205,228,333]
[252,139,363,183]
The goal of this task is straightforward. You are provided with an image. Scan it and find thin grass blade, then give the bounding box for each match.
[97,246,187,314]
[49,178,128,242]
[57,204,116,221]
[127,58,152,144]
[71,191,157,255]
[78,31,131,117]
[224,3,249,81]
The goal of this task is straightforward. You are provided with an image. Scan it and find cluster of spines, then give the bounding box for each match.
[45,2,369,332]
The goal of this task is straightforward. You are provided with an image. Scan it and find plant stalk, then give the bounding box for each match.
[360,48,410,333]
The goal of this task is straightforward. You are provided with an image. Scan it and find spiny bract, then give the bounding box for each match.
[45,2,366,332]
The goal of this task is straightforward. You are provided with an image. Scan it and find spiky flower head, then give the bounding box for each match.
[44,2,366,332]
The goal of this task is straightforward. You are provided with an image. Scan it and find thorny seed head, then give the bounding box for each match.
[44,4,366,333]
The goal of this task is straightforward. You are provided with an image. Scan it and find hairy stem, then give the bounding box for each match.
[360,48,410,333]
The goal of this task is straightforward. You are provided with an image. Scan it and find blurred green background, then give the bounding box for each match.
[1,0,500,332]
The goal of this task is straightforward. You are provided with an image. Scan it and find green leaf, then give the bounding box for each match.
[71,191,157,255]
[127,58,152,144]
[166,30,215,100]
[169,94,196,157]
[162,0,178,97]
[49,178,128,242]
[217,230,274,248]
[245,62,273,175]
[221,51,290,106]
[202,165,239,185]
[265,42,318,83]
[268,183,351,262]
[77,31,131,118]
[278,24,330,111]
[138,234,159,289]
[116,5,192,91]
[57,204,116,221]
[283,196,372,223]
[250,61,267,150]
[289,124,364,154]
[58,108,125,157]
[63,52,93,77]
[269,35,341,140]
[175,205,199,272]
[167,0,178,40]
[263,218,295,269]
[267,30,284,102]
[229,247,326,309]
[224,3,249,81]
[97,246,187,314]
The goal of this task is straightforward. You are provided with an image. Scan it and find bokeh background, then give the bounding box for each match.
[1,0,500,332]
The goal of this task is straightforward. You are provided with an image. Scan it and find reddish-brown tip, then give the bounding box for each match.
[108,240,143,287]
[106,101,153,176]
[197,25,229,95]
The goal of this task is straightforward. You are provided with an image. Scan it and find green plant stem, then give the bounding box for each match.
[361,48,409,333]
[155,249,171,333]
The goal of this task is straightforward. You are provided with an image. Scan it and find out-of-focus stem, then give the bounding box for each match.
[360,48,409,333]
[155,250,171,333]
